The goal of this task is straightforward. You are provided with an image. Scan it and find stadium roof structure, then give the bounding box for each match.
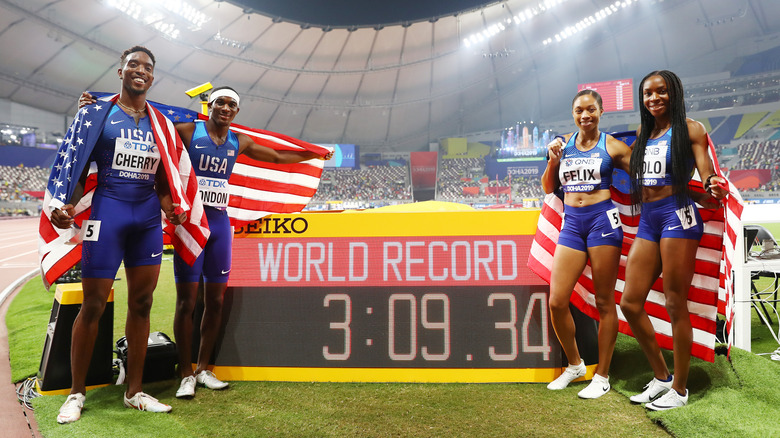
[1,0,779,152]
[222,0,498,29]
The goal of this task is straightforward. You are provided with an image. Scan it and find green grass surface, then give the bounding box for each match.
[9,255,780,437]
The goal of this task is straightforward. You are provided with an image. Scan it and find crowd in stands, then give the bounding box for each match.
[686,75,780,111]
[0,165,47,217]
[436,157,544,205]
[725,139,780,191]
[310,165,412,204]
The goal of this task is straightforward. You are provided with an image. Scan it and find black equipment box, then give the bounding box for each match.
[116,331,177,383]
[37,284,114,393]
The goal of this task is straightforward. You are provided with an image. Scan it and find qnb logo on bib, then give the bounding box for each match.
[112,137,160,178]
[642,145,668,185]
[560,157,602,192]
[198,176,230,208]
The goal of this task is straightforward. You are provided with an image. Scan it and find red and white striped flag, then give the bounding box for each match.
[224,121,331,225]
[527,133,741,362]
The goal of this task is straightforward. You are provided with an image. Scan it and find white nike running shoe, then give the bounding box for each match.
[646,388,688,411]
[196,370,229,390]
[547,359,586,390]
[577,373,610,399]
[57,393,85,424]
[176,375,196,398]
[123,392,172,413]
[629,376,673,404]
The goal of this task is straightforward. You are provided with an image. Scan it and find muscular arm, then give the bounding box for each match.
[541,135,567,194]
[237,133,329,163]
[688,119,726,200]
[155,166,186,225]
[605,135,632,173]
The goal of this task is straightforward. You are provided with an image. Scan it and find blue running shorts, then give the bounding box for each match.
[635,195,703,243]
[81,193,163,279]
[174,206,232,284]
[558,199,623,252]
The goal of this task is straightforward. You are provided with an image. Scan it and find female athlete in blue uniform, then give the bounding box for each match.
[621,70,727,410]
[541,90,631,399]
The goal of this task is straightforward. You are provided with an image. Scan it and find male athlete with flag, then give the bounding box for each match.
[78,86,332,398]
[45,46,209,424]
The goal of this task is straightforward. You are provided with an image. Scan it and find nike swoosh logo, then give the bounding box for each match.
[601,232,614,237]
[151,252,162,257]
[194,145,207,149]
[111,120,123,125]
[221,270,231,274]
[603,386,609,391]
[668,225,682,230]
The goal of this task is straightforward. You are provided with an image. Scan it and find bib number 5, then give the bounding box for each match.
[674,204,697,230]
[606,207,621,229]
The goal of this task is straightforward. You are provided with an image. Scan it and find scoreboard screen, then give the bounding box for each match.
[196,208,599,383]
[578,79,634,112]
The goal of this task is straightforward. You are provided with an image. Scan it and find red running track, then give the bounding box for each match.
[0,217,42,437]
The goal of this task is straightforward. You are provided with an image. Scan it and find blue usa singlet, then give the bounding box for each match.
[189,121,239,209]
[174,121,240,284]
[81,105,163,279]
[91,105,159,200]
[558,132,614,193]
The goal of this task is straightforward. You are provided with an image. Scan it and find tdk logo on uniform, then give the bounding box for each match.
[199,179,227,188]
[123,141,156,153]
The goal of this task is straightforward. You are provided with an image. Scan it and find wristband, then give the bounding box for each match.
[703,173,717,192]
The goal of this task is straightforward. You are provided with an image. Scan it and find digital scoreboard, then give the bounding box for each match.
[578,79,634,112]
[204,206,598,383]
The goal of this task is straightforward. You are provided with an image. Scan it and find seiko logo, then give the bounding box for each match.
[236,217,309,235]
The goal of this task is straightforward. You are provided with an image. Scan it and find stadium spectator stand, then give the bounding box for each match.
[0,165,46,217]
[307,165,413,210]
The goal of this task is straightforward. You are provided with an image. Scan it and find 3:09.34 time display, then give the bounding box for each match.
[218,285,564,368]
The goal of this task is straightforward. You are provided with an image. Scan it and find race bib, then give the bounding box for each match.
[560,157,602,192]
[198,176,230,208]
[605,207,621,229]
[674,204,697,230]
[641,145,668,185]
[112,137,160,175]
[81,220,101,242]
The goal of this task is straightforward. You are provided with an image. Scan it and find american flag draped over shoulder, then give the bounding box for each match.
[38,94,208,288]
[527,132,742,363]
[126,94,330,226]
[89,92,330,220]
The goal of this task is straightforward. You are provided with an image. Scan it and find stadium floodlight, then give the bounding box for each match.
[462,0,573,48]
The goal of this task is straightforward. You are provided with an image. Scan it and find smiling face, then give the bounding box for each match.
[118,51,154,97]
[572,93,603,132]
[208,96,240,127]
[642,75,670,120]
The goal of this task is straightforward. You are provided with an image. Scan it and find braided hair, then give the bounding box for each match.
[629,70,693,209]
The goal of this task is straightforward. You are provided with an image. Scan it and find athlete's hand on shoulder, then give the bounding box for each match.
[78,92,96,110]
[51,205,75,229]
[547,137,564,163]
